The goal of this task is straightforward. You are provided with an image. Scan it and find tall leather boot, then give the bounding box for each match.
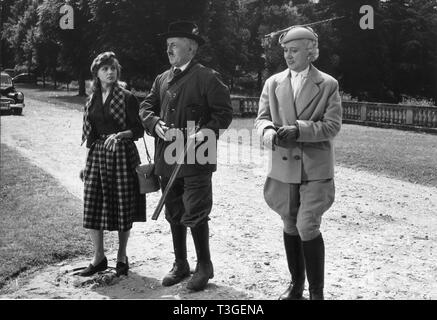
[279,232,306,300]
[302,233,325,300]
[162,224,190,286]
[186,222,214,291]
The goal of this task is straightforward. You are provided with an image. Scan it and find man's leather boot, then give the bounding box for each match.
[186,222,214,291]
[279,232,306,300]
[302,233,325,300]
[162,224,190,286]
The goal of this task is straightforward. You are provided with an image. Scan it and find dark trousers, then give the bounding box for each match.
[161,173,213,228]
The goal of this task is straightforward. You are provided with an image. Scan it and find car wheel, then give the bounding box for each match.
[13,109,23,115]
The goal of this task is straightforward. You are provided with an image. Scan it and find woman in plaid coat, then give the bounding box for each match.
[79,52,145,277]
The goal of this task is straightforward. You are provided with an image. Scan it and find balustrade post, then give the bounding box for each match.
[405,108,413,125]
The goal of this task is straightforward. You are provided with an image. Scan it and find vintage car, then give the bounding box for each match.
[1,72,25,115]
[13,72,36,83]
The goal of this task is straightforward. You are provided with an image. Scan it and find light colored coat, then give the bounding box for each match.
[255,65,342,183]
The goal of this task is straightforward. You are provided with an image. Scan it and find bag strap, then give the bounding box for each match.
[142,136,153,164]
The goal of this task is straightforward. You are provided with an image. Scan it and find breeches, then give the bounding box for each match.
[161,173,213,228]
[264,177,335,241]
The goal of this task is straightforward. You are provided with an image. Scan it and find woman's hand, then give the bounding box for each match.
[263,128,277,151]
[104,133,120,152]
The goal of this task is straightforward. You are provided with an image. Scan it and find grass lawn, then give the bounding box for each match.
[16,83,87,112]
[227,118,437,188]
[0,144,116,290]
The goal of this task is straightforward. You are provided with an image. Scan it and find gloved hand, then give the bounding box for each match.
[276,125,298,146]
[263,128,277,150]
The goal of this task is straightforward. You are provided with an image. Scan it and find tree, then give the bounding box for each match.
[2,0,39,72]
[37,0,96,96]
[198,0,249,90]
[88,0,208,89]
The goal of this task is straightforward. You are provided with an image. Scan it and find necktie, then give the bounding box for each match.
[174,68,181,76]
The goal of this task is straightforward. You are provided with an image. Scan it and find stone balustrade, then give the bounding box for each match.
[230,96,437,133]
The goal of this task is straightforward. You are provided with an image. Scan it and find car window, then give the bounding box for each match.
[1,74,13,88]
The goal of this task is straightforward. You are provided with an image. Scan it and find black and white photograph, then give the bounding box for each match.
[0,0,436,310]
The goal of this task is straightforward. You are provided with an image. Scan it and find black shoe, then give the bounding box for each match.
[186,261,214,291]
[116,257,129,276]
[162,260,190,286]
[279,282,305,300]
[79,257,108,277]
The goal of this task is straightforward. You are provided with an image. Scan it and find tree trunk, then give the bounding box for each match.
[78,70,86,96]
[257,70,263,92]
[42,72,46,88]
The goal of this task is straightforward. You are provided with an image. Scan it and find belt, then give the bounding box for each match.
[97,134,113,139]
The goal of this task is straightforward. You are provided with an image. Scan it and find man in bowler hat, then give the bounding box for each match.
[255,26,342,300]
[139,21,232,291]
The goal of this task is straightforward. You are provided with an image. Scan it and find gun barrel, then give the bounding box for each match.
[151,137,195,220]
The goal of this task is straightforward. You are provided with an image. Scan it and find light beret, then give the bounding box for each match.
[279,26,318,45]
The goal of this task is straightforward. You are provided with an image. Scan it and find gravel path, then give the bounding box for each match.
[0,94,436,300]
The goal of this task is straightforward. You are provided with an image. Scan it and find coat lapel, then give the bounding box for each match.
[295,65,323,117]
[274,70,297,125]
[109,85,126,129]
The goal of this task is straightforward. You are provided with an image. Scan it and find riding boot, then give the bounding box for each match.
[302,233,325,300]
[162,224,190,286]
[186,222,214,291]
[279,232,306,300]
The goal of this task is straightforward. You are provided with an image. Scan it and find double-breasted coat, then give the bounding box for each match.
[255,65,342,184]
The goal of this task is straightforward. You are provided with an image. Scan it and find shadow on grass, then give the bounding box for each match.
[0,143,95,290]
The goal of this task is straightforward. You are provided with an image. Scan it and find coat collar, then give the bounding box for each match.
[168,59,198,85]
[275,69,296,124]
[274,64,324,120]
[295,65,323,116]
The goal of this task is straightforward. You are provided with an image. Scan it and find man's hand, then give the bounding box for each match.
[276,125,298,145]
[263,128,277,150]
[154,120,170,141]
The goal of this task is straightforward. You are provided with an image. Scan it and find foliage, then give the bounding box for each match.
[1,0,436,103]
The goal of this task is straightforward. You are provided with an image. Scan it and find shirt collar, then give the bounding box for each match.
[174,60,192,73]
[290,65,310,79]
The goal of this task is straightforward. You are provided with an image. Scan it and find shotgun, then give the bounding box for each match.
[151,120,203,220]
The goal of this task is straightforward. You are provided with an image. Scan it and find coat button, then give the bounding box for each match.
[294,155,301,160]
[282,157,287,161]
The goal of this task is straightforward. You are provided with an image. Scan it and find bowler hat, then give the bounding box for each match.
[279,26,318,45]
[159,21,205,45]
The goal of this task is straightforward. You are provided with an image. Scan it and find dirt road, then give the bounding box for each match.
[0,94,436,300]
